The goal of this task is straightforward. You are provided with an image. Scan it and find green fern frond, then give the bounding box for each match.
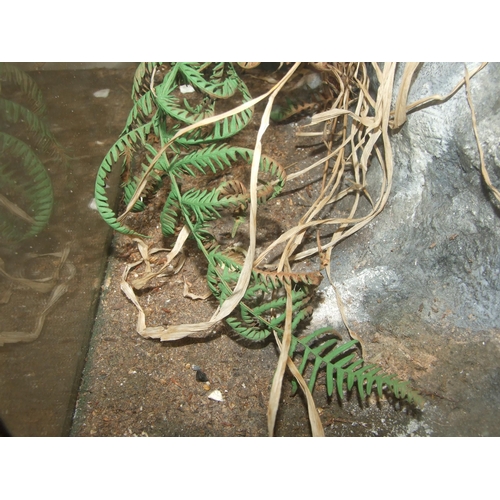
[206,251,320,341]
[173,146,285,202]
[121,90,157,134]
[170,144,251,177]
[124,143,287,239]
[180,187,244,223]
[121,144,165,211]
[271,89,331,123]
[175,77,253,145]
[156,83,216,126]
[190,219,217,245]
[131,62,162,101]
[255,154,287,202]
[227,290,313,341]
[94,178,141,237]
[159,190,180,237]
[271,97,318,122]
[203,249,422,406]
[177,63,240,100]
[151,65,183,116]
[94,122,155,236]
[290,326,424,407]
[182,95,213,116]
[122,182,146,212]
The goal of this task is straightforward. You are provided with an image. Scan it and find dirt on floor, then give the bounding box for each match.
[71,233,500,437]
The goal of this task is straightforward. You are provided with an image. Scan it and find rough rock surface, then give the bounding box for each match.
[315,62,500,333]
[306,63,500,436]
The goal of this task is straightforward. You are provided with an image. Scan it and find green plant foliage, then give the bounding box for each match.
[289,327,424,407]
[205,248,422,407]
[94,63,256,237]
[96,63,423,421]
[162,147,285,238]
[206,251,322,341]
[0,63,61,244]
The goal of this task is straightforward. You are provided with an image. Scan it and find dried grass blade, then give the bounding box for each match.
[391,62,420,129]
[309,108,376,128]
[120,263,147,335]
[0,267,54,293]
[121,226,190,337]
[129,267,169,290]
[464,65,500,203]
[268,283,324,436]
[183,278,211,300]
[392,62,488,125]
[128,227,189,289]
[284,353,324,436]
[267,283,293,436]
[0,246,71,293]
[269,283,324,437]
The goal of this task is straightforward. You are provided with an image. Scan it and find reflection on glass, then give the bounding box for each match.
[1,63,72,347]
[0,62,135,436]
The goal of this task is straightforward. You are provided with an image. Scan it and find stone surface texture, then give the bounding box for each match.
[317,62,500,334]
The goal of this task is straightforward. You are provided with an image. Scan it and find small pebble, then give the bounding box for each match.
[196,370,208,382]
[179,84,195,94]
[208,390,224,402]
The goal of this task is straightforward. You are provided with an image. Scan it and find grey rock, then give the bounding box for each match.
[315,62,500,333]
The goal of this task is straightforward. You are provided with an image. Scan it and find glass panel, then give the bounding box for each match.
[0,63,136,436]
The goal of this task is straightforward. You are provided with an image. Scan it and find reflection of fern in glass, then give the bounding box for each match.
[0,63,62,244]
